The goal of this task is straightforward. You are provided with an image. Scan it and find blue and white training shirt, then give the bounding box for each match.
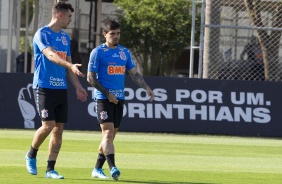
[88,44,136,100]
[33,26,71,89]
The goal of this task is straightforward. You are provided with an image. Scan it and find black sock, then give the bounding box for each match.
[106,154,116,170]
[27,146,38,158]
[95,153,106,169]
[46,160,56,172]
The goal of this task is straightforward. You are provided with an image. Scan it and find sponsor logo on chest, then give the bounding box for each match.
[108,65,125,75]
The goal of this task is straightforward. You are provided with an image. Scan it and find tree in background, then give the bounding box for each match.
[113,0,200,76]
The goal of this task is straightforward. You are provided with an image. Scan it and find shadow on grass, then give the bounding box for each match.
[68,178,218,184]
[119,180,218,184]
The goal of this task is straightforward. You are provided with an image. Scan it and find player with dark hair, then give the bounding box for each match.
[25,2,88,179]
[87,19,155,180]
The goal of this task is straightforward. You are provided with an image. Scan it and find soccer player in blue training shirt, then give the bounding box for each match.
[25,2,88,179]
[87,19,155,180]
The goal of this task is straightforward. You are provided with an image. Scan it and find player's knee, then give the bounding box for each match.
[103,131,114,142]
[41,124,55,134]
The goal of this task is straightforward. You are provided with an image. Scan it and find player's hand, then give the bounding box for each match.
[146,87,154,102]
[71,64,85,77]
[76,87,88,102]
[108,93,119,104]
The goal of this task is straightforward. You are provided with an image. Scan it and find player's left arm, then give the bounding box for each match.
[128,67,154,101]
[66,56,88,102]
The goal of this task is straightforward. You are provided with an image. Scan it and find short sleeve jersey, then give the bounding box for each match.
[88,44,135,100]
[32,26,71,89]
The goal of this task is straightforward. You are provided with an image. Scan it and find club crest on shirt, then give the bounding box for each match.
[100,111,108,120]
[41,109,48,118]
[119,51,126,60]
[61,36,68,46]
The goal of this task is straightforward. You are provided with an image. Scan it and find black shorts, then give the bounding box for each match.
[96,99,124,128]
[33,88,68,123]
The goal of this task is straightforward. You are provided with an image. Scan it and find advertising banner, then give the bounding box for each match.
[0,73,281,137]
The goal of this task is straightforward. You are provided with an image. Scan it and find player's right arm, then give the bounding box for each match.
[87,47,118,104]
[87,71,109,97]
[34,29,84,77]
[42,47,84,77]
[87,71,118,104]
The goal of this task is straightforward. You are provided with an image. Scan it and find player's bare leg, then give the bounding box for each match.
[26,121,56,175]
[100,123,120,180]
[45,123,64,179]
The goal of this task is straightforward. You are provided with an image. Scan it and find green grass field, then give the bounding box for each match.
[0,129,282,184]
